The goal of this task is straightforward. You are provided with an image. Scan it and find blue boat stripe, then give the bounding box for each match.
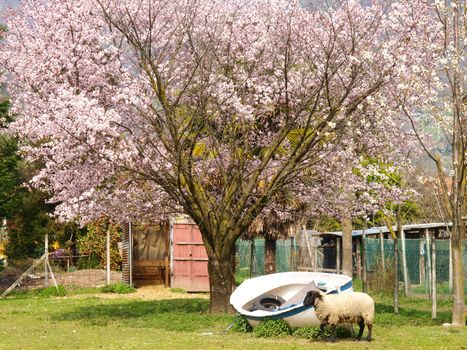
[245,305,315,321]
[328,280,353,294]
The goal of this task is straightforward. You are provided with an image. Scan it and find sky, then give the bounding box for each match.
[0,0,19,15]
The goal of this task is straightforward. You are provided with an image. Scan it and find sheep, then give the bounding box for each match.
[303,290,375,342]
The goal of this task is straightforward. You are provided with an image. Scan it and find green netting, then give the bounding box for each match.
[365,237,467,295]
[235,238,298,280]
[236,236,467,295]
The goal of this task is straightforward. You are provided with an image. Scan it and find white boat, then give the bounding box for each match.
[230,271,353,328]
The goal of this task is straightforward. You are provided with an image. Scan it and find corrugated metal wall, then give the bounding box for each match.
[121,222,133,285]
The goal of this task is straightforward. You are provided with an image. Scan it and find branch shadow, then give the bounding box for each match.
[375,302,451,325]
[51,298,230,331]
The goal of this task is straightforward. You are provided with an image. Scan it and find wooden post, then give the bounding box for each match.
[356,237,362,279]
[362,232,367,293]
[419,239,425,287]
[44,234,49,287]
[289,237,295,271]
[401,229,410,296]
[379,231,385,270]
[431,233,437,319]
[336,237,341,273]
[106,229,111,285]
[304,232,315,271]
[393,236,399,314]
[46,260,59,290]
[1,253,47,298]
[425,229,432,299]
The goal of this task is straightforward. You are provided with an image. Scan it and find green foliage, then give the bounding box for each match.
[33,285,67,297]
[292,325,352,340]
[77,218,122,270]
[292,326,328,339]
[100,283,136,294]
[234,267,250,285]
[169,287,187,293]
[253,319,291,338]
[76,254,101,270]
[228,315,253,333]
[0,134,21,219]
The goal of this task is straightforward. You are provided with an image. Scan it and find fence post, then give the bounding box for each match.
[356,237,362,279]
[106,229,111,285]
[336,237,341,273]
[419,239,425,287]
[431,233,437,319]
[401,230,410,296]
[425,229,432,299]
[362,232,367,293]
[379,230,385,270]
[44,234,49,287]
[289,237,295,271]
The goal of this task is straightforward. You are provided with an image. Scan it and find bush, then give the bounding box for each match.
[33,285,67,297]
[253,319,291,338]
[293,325,353,340]
[228,315,253,333]
[292,326,327,339]
[100,282,136,294]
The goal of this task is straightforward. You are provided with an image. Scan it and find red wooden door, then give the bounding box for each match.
[172,224,210,292]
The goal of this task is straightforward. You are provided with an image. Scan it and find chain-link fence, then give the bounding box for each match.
[365,237,467,295]
[236,239,298,281]
[235,234,467,297]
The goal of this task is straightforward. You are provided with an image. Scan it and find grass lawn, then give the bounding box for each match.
[0,289,466,350]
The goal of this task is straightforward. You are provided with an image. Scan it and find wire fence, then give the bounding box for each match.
[235,235,467,296]
[366,237,467,295]
[0,254,121,295]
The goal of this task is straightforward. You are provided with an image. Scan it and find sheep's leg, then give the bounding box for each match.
[356,320,365,341]
[319,323,326,339]
[366,324,372,342]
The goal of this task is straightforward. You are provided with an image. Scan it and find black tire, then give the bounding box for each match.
[253,295,286,311]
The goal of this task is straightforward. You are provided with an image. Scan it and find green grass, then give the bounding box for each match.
[100,282,137,294]
[0,290,466,349]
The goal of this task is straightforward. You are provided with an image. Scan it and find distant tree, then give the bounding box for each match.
[400,0,466,326]
[77,218,122,270]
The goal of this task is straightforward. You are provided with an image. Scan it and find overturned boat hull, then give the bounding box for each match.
[230,272,353,327]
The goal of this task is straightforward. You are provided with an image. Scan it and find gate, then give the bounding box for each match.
[172,223,210,292]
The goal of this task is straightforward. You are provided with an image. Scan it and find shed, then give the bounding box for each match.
[121,217,210,292]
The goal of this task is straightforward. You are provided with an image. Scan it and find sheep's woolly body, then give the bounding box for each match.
[314,292,375,326]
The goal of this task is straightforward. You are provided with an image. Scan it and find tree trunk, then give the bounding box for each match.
[341,216,353,277]
[393,236,399,314]
[265,236,276,274]
[208,255,235,314]
[450,221,465,326]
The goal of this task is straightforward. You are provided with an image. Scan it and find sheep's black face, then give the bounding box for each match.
[303,290,321,307]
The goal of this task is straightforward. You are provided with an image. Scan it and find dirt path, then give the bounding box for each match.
[68,284,210,300]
